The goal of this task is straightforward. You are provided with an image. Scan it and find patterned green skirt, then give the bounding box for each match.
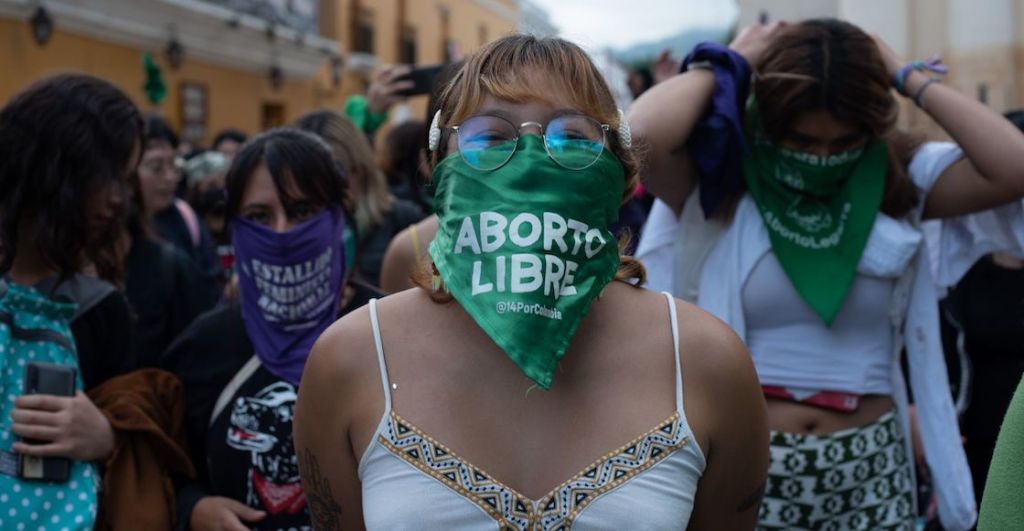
[757,410,915,531]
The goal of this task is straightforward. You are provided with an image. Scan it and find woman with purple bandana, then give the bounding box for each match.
[161,129,372,531]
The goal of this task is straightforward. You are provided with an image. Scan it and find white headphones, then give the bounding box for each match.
[428,109,633,152]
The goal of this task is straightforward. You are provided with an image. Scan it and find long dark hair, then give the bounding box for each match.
[753,19,921,218]
[0,73,143,280]
[225,128,349,222]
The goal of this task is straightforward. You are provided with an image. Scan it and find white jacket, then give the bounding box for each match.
[636,142,1024,531]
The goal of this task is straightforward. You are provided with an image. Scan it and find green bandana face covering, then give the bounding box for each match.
[429,134,625,388]
[743,104,889,325]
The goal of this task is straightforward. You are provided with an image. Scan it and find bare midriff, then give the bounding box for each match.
[766,395,895,435]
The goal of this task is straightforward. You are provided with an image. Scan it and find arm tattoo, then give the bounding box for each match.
[301,448,343,531]
[736,482,766,513]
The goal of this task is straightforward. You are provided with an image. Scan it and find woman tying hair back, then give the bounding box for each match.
[631,19,1024,530]
[294,34,769,530]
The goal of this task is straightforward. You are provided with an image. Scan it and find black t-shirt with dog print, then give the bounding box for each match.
[207,363,308,530]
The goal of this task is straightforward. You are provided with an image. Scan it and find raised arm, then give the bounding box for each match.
[872,37,1024,219]
[628,23,785,215]
[627,70,712,214]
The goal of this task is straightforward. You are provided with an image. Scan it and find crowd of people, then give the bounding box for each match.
[2,16,1024,531]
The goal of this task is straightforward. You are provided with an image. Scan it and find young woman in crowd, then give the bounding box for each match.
[161,129,369,531]
[0,73,143,530]
[137,115,222,301]
[294,111,424,288]
[294,34,769,530]
[631,19,1024,530]
[122,143,212,366]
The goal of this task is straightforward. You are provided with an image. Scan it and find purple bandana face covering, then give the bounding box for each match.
[232,208,346,385]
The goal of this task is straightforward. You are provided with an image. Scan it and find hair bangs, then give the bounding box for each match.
[433,34,639,205]
[225,128,348,221]
[445,37,617,128]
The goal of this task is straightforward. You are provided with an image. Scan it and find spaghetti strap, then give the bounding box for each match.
[662,291,684,415]
[368,298,393,413]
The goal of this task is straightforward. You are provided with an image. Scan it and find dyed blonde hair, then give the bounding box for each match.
[294,110,393,236]
[427,33,645,287]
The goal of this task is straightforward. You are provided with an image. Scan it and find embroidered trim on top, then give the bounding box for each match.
[378,411,689,530]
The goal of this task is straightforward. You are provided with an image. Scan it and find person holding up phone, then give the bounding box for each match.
[344,64,415,139]
[0,74,145,530]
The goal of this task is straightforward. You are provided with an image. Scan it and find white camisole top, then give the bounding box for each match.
[742,252,895,395]
[358,292,706,530]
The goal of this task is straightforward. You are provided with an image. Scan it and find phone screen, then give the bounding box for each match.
[24,362,75,396]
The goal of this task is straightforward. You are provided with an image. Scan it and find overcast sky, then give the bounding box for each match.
[530,0,739,51]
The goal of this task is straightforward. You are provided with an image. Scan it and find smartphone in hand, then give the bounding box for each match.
[395,65,445,97]
[19,362,75,482]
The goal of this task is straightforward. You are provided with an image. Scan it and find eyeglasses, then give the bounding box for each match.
[449,113,611,171]
[140,157,183,176]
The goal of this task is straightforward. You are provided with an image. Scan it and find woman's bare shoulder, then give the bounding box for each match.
[609,285,753,387]
[673,297,750,374]
[606,284,745,354]
[311,289,438,371]
[304,303,377,389]
[301,290,445,420]
[670,295,765,441]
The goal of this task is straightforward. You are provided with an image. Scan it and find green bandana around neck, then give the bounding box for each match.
[429,134,624,389]
[742,103,889,326]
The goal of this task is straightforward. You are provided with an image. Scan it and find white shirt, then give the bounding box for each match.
[636,142,1024,531]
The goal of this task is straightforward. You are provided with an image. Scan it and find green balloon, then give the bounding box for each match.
[142,52,167,105]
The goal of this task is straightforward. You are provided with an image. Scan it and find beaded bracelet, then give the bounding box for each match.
[895,56,948,95]
[913,77,940,111]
